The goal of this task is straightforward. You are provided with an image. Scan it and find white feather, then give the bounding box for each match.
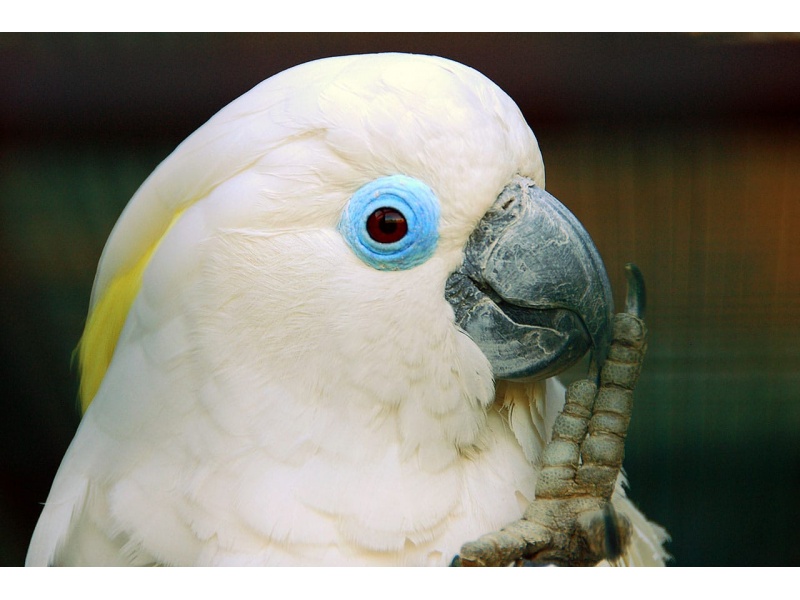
[27,53,664,566]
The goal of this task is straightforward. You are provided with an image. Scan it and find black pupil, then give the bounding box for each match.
[366,207,408,243]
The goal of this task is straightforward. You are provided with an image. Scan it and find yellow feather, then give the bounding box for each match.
[78,210,184,413]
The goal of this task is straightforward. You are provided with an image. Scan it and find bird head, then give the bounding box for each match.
[79,54,612,424]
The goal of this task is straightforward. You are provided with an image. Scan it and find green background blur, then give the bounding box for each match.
[2,33,799,566]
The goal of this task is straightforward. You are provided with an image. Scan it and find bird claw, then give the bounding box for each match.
[453,265,647,567]
[453,497,632,567]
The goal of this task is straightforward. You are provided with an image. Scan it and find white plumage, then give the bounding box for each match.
[27,53,667,566]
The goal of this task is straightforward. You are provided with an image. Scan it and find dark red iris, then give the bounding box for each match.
[366,207,408,243]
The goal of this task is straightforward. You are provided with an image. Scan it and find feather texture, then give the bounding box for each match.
[27,53,665,566]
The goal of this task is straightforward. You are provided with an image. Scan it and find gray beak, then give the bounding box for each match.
[445,176,614,381]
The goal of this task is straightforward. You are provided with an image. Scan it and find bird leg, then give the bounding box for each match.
[452,264,647,567]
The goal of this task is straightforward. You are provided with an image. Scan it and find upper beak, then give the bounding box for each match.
[445,176,614,381]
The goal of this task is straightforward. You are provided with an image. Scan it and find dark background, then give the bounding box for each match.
[2,33,799,566]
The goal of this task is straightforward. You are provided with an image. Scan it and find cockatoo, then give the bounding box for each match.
[27,53,668,566]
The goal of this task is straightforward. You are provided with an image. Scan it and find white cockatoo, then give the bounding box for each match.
[27,53,668,566]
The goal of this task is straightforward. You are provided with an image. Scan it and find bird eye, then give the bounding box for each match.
[366,207,408,243]
[338,175,440,271]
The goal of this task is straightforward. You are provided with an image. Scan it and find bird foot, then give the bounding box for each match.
[452,265,647,567]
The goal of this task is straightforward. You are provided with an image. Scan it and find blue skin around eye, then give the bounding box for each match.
[339,175,440,271]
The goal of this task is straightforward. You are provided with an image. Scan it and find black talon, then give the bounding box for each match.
[624,263,646,319]
[589,263,644,383]
[602,503,624,563]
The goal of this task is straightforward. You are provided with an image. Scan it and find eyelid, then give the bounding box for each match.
[338,175,440,271]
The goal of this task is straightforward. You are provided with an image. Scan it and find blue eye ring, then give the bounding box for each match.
[339,175,440,271]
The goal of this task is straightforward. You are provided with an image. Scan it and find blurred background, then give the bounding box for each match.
[1,33,798,566]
